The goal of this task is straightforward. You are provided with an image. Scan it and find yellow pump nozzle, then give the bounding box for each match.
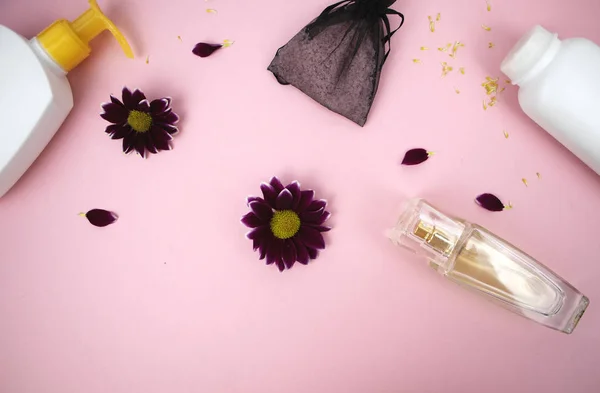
[37,0,133,72]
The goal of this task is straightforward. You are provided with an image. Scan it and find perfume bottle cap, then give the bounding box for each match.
[387,199,466,273]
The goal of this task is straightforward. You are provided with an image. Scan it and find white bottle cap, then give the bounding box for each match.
[501,25,559,85]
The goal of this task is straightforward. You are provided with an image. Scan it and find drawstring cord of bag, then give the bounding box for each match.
[311,0,405,67]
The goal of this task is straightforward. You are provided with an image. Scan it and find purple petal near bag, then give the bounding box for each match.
[268,0,404,126]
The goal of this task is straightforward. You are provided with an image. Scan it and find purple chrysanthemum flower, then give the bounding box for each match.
[100,87,180,158]
[242,177,331,272]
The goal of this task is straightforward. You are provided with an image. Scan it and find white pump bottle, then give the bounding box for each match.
[0,0,132,197]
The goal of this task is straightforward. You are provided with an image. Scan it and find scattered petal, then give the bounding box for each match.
[401,148,433,166]
[522,178,528,187]
[482,24,491,31]
[192,42,223,57]
[475,193,507,212]
[80,209,118,227]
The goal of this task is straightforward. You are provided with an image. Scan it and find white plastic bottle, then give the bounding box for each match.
[0,0,132,197]
[501,25,600,174]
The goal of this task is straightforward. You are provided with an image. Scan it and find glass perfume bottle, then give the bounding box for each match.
[388,199,589,334]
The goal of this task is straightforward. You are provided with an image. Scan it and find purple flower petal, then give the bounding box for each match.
[250,201,273,222]
[266,238,283,267]
[121,87,133,107]
[293,238,309,265]
[252,238,261,251]
[276,189,293,210]
[157,123,179,135]
[100,102,129,123]
[270,177,284,193]
[276,259,285,272]
[150,126,173,151]
[297,190,315,212]
[401,148,431,166]
[307,247,319,260]
[145,136,158,154]
[241,212,266,228]
[82,209,118,227]
[128,89,147,109]
[315,211,331,225]
[286,181,301,209]
[104,124,119,135]
[122,133,136,154]
[300,207,325,223]
[110,95,124,106]
[307,199,326,212]
[137,99,151,113]
[282,239,297,269]
[296,226,325,250]
[260,183,277,206]
[134,136,147,158]
[192,43,223,58]
[247,196,265,205]
[247,225,270,240]
[150,98,170,115]
[475,193,506,212]
[258,236,270,260]
[110,124,132,140]
[306,224,331,232]
[156,110,179,125]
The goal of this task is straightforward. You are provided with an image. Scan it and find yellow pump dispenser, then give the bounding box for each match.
[36,0,133,72]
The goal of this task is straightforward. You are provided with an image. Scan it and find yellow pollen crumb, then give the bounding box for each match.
[413,59,422,64]
[145,55,149,64]
[441,62,453,76]
[486,0,492,11]
[206,8,218,14]
[436,13,441,21]
[454,87,461,94]
[483,99,488,110]
[489,42,495,48]
[420,46,429,50]
[459,67,465,74]
[522,178,528,187]
[177,36,182,42]
[537,172,542,179]
[482,24,491,31]
[504,130,509,139]
[223,39,235,47]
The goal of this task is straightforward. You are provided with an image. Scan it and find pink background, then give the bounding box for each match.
[1,0,600,392]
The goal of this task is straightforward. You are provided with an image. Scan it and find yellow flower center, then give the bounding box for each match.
[127,110,152,133]
[270,210,301,239]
